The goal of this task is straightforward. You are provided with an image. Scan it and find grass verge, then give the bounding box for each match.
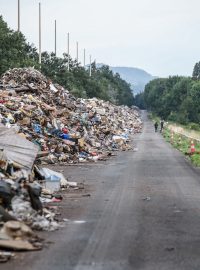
[148,113,200,166]
[163,127,200,167]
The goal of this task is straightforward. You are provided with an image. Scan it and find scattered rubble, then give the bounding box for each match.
[0,251,14,263]
[0,220,42,251]
[0,67,142,262]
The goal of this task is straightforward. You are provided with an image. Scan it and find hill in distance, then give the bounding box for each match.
[97,64,156,95]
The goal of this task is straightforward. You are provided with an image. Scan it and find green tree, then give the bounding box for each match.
[144,76,193,122]
[134,92,146,109]
[0,16,38,75]
[192,62,200,80]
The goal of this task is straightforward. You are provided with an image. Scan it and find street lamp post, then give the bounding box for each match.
[39,2,41,65]
[76,41,79,64]
[67,32,70,71]
[83,48,86,68]
[89,55,92,77]
[55,20,57,56]
[18,0,20,32]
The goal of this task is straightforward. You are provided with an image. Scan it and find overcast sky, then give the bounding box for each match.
[1,0,200,77]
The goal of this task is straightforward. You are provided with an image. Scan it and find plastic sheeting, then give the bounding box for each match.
[39,168,66,182]
[0,126,39,170]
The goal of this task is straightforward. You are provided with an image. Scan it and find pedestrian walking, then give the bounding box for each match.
[154,121,158,132]
[160,120,164,132]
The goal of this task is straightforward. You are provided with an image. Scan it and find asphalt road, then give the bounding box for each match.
[5,112,200,270]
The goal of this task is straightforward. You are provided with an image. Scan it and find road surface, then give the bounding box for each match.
[5,112,200,270]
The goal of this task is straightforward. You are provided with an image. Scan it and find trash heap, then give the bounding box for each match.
[0,67,142,164]
[0,127,61,261]
[0,67,142,261]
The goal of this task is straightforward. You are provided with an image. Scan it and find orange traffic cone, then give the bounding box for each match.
[190,141,196,154]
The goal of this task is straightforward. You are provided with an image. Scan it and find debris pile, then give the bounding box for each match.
[0,67,142,261]
[0,67,142,164]
[0,139,62,262]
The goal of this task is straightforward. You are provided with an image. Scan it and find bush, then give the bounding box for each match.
[188,123,200,131]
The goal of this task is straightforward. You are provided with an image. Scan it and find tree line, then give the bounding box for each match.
[0,16,134,106]
[134,61,200,125]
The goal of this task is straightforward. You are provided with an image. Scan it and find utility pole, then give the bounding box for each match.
[89,55,92,77]
[83,48,86,67]
[76,41,79,64]
[39,2,41,65]
[67,32,70,71]
[18,0,20,32]
[55,20,57,56]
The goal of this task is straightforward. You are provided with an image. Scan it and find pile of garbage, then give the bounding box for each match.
[0,134,61,262]
[0,67,142,262]
[0,126,79,261]
[0,67,142,164]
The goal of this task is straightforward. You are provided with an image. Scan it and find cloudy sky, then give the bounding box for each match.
[1,0,200,77]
